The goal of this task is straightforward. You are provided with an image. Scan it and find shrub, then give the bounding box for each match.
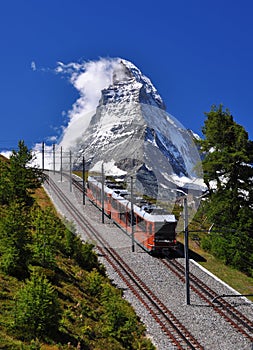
[14,270,62,340]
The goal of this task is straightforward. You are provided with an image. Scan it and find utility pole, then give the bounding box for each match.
[82,156,85,205]
[53,143,55,175]
[131,176,135,252]
[101,163,105,223]
[69,150,72,192]
[60,146,63,182]
[184,196,190,305]
[42,142,44,171]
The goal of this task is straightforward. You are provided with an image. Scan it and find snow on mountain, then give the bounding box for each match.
[56,58,204,201]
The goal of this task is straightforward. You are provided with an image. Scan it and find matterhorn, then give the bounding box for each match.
[58,58,203,200]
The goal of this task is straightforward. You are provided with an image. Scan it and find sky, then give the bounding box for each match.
[1,0,253,153]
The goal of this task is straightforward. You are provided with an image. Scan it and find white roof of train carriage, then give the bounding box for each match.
[88,176,176,223]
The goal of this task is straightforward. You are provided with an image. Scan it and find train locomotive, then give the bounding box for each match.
[86,176,177,255]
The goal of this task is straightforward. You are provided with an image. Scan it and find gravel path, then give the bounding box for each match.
[44,172,253,350]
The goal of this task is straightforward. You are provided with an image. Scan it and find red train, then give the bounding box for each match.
[86,176,177,255]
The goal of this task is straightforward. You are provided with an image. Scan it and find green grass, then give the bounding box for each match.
[200,255,253,298]
[177,231,253,301]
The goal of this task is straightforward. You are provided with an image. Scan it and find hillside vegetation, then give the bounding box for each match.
[0,141,154,349]
[197,105,253,277]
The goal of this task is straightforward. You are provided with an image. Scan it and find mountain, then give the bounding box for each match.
[58,58,204,200]
[0,154,8,162]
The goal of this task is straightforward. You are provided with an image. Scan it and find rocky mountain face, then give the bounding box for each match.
[64,59,203,200]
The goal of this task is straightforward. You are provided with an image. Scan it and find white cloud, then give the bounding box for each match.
[31,61,36,71]
[47,135,58,142]
[31,57,125,168]
[55,57,120,152]
[32,143,54,169]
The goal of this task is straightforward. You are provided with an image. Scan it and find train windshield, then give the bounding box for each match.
[155,222,176,241]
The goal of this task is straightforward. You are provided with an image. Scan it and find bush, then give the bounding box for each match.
[0,201,31,278]
[86,269,103,296]
[101,284,144,348]
[14,270,62,340]
[61,224,102,272]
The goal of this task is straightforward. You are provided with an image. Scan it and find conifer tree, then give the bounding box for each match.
[0,201,31,278]
[14,271,61,340]
[30,207,58,269]
[199,105,253,274]
[8,140,44,206]
[0,157,11,205]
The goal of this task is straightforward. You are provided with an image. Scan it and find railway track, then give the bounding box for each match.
[71,173,253,341]
[161,257,253,342]
[45,174,204,349]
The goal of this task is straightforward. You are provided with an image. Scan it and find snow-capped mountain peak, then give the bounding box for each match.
[57,57,204,201]
[98,59,165,110]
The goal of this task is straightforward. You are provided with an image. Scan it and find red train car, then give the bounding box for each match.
[87,176,177,254]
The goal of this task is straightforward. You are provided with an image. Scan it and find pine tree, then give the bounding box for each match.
[199,105,253,274]
[0,157,11,205]
[14,270,62,340]
[8,140,44,206]
[30,207,59,269]
[201,105,253,197]
[0,201,31,278]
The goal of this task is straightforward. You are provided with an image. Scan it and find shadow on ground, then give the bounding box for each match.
[172,242,207,262]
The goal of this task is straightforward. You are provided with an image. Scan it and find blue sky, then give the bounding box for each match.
[1,0,253,151]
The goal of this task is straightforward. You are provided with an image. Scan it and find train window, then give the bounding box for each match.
[119,203,124,219]
[111,199,118,210]
[149,223,153,234]
[120,211,126,223]
[127,211,136,226]
[137,215,143,224]
[137,215,146,231]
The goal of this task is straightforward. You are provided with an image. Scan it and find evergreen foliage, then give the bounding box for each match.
[0,201,31,278]
[101,284,146,349]
[61,220,102,272]
[14,270,62,340]
[0,140,44,207]
[30,207,58,269]
[199,105,253,275]
[0,158,12,205]
[0,141,153,348]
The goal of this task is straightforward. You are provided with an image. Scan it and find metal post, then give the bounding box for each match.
[42,142,44,171]
[212,293,253,303]
[60,146,63,182]
[69,150,72,192]
[101,163,105,223]
[82,156,85,205]
[184,197,190,305]
[53,144,55,175]
[131,176,135,252]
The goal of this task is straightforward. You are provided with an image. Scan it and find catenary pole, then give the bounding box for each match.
[42,142,44,171]
[101,163,105,223]
[60,146,63,182]
[69,150,72,192]
[53,143,55,175]
[184,196,190,305]
[82,156,85,205]
[131,176,135,252]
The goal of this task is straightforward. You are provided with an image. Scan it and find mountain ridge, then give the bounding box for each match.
[57,58,204,200]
